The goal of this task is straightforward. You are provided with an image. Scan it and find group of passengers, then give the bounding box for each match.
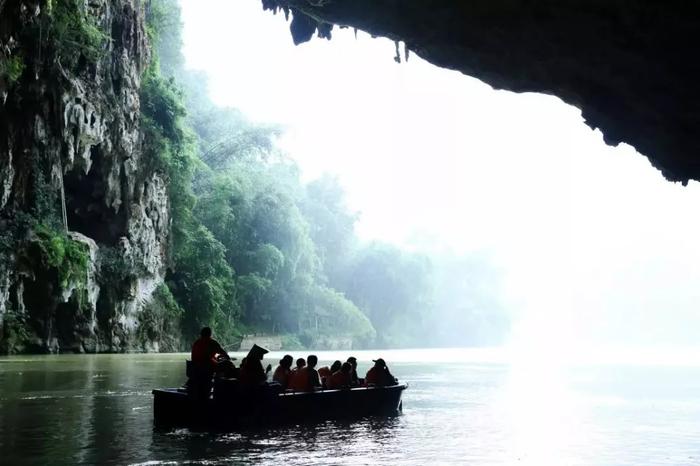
[271,353,397,391]
[189,327,397,393]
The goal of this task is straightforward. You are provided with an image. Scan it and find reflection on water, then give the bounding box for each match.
[147,417,404,466]
[1,349,700,465]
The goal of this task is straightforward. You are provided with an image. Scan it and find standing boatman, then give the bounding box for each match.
[191,327,231,369]
[189,327,231,398]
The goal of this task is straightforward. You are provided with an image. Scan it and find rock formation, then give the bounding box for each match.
[262,0,700,184]
[0,0,172,352]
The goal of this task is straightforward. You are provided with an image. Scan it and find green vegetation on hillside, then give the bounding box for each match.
[43,0,108,68]
[136,0,509,349]
[0,55,24,85]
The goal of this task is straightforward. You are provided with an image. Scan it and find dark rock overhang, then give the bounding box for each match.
[262,1,700,184]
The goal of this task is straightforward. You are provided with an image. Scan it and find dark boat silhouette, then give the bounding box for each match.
[152,378,407,428]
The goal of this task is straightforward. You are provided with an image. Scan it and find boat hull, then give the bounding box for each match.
[153,383,407,429]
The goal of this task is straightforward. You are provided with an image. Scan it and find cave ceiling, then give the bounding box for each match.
[261,1,700,184]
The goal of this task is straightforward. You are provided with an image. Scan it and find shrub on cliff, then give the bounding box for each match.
[33,225,89,303]
[42,0,108,70]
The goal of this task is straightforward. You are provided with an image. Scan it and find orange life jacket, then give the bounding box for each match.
[191,337,217,368]
[327,370,351,389]
[289,367,311,391]
[317,366,331,380]
[365,367,380,385]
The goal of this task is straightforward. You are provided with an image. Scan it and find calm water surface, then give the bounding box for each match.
[1,348,700,465]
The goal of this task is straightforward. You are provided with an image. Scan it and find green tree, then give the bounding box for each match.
[302,174,358,284]
[142,0,237,343]
[342,243,433,347]
[168,225,236,341]
[138,0,508,351]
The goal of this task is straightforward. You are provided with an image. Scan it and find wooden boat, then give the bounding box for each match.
[152,379,407,429]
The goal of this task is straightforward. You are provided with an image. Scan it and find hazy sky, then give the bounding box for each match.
[180,0,700,351]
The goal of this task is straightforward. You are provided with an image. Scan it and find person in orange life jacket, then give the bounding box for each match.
[239,344,272,386]
[327,362,353,389]
[288,358,306,390]
[272,354,294,388]
[318,360,342,388]
[317,365,331,380]
[191,327,231,371]
[365,358,397,386]
[291,355,322,391]
[189,327,232,398]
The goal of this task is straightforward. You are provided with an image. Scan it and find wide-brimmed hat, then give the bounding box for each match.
[372,358,386,367]
[247,344,269,359]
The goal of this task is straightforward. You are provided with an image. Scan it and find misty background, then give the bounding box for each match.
[178,0,700,353]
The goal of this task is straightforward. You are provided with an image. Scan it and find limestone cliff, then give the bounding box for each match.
[0,0,173,353]
[263,0,700,184]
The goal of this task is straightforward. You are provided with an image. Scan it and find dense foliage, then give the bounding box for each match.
[0,55,24,85]
[33,224,89,293]
[135,0,510,349]
[42,0,108,69]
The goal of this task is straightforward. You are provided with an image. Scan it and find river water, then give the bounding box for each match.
[1,348,700,465]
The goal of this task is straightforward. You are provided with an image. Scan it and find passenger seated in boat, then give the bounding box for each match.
[318,360,341,388]
[288,358,305,390]
[307,354,323,390]
[272,354,294,388]
[289,355,322,391]
[346,356,360,385]
[317,366,330,381]
[327,362,353,389]
[365,358,398,386]
[239,344,272,386]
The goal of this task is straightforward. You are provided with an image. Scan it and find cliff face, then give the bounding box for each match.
[0,0,173,353]
[263,0,700,184]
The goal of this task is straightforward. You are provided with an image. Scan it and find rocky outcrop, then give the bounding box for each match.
[0,0,170,353]
[263,1,700,184]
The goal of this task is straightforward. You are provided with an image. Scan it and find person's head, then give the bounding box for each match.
[296,358,306,369]
[280,354,294,368]
[347,356,357,368]
[330,360,342,373]
[307,355,318,368]
[341,362,352,373]
[373,358,387,368]
[200,327,212,338]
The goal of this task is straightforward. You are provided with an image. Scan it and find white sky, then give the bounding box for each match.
[180,0,700,351]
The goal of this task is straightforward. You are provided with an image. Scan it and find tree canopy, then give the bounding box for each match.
[140,0,509,349]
